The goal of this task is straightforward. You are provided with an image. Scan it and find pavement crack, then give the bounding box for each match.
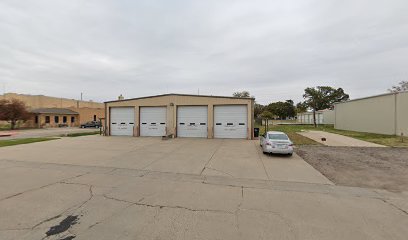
[31,214,62,229]
[204,167,235,177]
[102,194,234,214]
[200,140,223,175]
[0,172,90,202]
[381,199,408,215]
[255,141,270,180]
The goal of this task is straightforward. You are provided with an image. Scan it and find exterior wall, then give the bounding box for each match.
[105,95,254,139]
[335,94,396,135]
[297,112,329,124]
[396,92,408,136]
[322,110,335,124]
[1,93,103,109]
[37,114,79,128]
[68,107,105,124]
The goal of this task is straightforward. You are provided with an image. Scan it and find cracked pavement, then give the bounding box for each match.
[0,136,407,239]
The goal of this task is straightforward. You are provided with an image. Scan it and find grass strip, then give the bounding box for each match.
[0,137,59,147]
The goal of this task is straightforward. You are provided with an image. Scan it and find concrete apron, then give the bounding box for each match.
[0,136,406,239]
[0,160,407,240]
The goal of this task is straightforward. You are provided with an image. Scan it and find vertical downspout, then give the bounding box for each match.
[394,93,398,136]
[251,99,255,140]
[104,102,108,136]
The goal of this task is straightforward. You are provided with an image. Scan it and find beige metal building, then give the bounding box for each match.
[104,94,255,139]
[297,109,335,125]
[335,91,408,136]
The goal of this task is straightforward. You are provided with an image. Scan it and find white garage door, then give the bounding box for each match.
[214,105,248,139]
[177,106,208,138]
[140,107,167,136]
[110,107,135,136]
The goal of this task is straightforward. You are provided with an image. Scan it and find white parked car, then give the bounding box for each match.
[260,131,294,156]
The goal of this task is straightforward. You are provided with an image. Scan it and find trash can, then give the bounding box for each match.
[254,128,260,138]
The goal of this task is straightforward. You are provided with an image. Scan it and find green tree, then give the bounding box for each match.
[260,111,274,132]
[232,91,251,98]
[254,103,265,118]
[388,81,408,93]
[303,86,349,127]
[0,99,30,129]
[266,100,295,119]
[295,102,308,114]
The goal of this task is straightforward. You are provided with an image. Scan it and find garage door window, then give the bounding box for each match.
[177,106,208,138]
[214,105,248,139]
[140,107,167,137]
[110,107,135,136]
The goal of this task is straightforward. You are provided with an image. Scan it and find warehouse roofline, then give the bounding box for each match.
[334,90,408,105]
[104,93,255,103]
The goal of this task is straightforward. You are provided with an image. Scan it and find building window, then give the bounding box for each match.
[71,116,75,123]
[54,116,59,123]
[93,115,97,121]
[35,116,38,124]
[63,116,67,123]
[45,116,50,123]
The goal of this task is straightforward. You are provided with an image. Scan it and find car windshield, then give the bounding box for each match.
[268,134,289,140]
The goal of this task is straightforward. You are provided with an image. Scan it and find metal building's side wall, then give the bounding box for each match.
[396,92,408,136]
[322,110,335,124]
[105,95,254,139]
[335,94,396,135]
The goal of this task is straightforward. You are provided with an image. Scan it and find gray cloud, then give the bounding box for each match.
[1,0,407,104]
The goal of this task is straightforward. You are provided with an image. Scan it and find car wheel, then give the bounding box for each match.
[288,153,293,156]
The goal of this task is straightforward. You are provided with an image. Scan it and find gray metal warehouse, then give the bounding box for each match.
[335,91,408,136]
[104,94,255,139]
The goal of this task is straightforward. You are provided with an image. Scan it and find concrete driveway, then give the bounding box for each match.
[0,136,407,240]
[298,131,385,147]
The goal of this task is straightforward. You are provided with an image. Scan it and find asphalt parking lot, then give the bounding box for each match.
[0,136,407,240]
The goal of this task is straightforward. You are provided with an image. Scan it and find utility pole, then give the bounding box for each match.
[80,92,83,101]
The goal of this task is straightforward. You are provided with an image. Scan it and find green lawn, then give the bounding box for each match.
[0,137,59,147]
[257,124,321,145]
[257,124,408,147]
[64,131,100,137]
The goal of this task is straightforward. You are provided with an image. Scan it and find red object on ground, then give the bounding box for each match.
[0,132,14,137]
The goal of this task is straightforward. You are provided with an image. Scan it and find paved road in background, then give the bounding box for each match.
[0,127,99,140]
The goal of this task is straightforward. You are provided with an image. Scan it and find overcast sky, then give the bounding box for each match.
[0,0,407,104]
